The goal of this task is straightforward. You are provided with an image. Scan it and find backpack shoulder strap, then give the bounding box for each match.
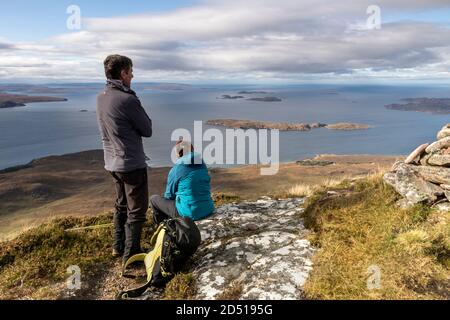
[118,227,167,300]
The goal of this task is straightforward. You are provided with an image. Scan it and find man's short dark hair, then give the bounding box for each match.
[104,55,133,80]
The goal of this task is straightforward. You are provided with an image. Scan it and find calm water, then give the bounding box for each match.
[1,83,450,170]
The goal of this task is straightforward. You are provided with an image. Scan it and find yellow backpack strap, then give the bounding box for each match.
[121,253,147,276]
[117,227,167,300]
[144,227,166,282]
[150,224,165,246]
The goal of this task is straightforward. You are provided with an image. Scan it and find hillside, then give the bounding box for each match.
[4,150,445,300]
[0,174,448,300]
[0,150,398,241]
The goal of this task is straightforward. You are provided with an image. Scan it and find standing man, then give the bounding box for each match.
[96,55,153,264]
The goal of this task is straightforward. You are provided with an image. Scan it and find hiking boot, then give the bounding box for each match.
[112,248,123,258]
[113,211,127,256]
[123,222,145,264]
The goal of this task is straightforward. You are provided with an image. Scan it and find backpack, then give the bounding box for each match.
[117,217,201,299]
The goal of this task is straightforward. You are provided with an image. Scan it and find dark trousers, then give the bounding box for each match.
[110,168,148,254]
[150,195,180,225]
[110,168,149,223]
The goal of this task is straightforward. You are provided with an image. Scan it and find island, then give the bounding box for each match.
[247,96,282,102]
[220,95,245,99]
[385,98,450,114]
[0,94,68,108]
[238,91,268,94]
[205,119,370,131]
[326,123,372,130]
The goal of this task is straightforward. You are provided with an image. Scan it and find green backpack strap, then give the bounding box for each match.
[117,227,167,300]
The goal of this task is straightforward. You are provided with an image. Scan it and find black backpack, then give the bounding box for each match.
[118,217,201,299]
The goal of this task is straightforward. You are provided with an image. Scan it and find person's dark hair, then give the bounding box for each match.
[176,139,194,158]
[103,55,133,80]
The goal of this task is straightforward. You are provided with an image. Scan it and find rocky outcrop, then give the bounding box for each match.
[384,162,443,204]
[192,197,314,300]
[384,123,450,209]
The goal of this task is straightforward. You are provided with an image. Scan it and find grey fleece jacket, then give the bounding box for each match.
[96,80,152,172]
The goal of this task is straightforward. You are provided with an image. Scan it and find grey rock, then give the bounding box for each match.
[194,197,314,300]
[405,143,429,164]
[434,201,450,212]
[410,164,450,185]
[425,137,450,154]
[437,124,450,140]
[383,162,444,204]
[427,154,450,167]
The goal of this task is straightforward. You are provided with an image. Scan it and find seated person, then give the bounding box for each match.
[150,140,215,225]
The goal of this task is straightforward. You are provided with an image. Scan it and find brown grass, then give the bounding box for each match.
[216,281,243,300]
[302,174,450,299]
[164,273,197,300]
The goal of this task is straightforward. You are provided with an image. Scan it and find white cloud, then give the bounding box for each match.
[1,0,450,82]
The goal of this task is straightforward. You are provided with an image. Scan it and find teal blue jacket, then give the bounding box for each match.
[164,152,215,221]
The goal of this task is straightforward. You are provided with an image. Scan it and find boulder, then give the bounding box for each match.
[383,162,444,204]
[440,184,450,190]
[437,124,450,140]
[405,143,429,164]
[193,198,315,300]
[425,137,450,154]
[427,154,450,167]
[410,164,450,185]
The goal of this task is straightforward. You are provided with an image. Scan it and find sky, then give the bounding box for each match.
[1,0,450,84]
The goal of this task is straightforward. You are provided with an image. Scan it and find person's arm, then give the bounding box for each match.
[164,166,179,200]
[126,96,153,137]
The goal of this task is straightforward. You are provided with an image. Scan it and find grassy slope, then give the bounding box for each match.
[0,194,239,300]
[302,175,450,299]
[5,150,438,300]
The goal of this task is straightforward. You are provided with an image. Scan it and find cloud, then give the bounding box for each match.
[1,0,450,82]
[0,42,14,50]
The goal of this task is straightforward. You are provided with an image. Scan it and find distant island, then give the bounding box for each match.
[326,123,372,130]
[238,91,268,94]
[247,96,282,102]
[220,95,245,99]
[385,98,450,114]
[0,93,68,108]
[206,119,370,131]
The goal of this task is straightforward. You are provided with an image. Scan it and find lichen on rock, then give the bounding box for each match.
[193,197,314,300]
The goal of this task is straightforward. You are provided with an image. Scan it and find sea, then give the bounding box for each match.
[1,83,450,170]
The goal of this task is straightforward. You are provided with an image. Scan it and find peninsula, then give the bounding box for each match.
[0,93,68,108]
[385,98,450,114]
